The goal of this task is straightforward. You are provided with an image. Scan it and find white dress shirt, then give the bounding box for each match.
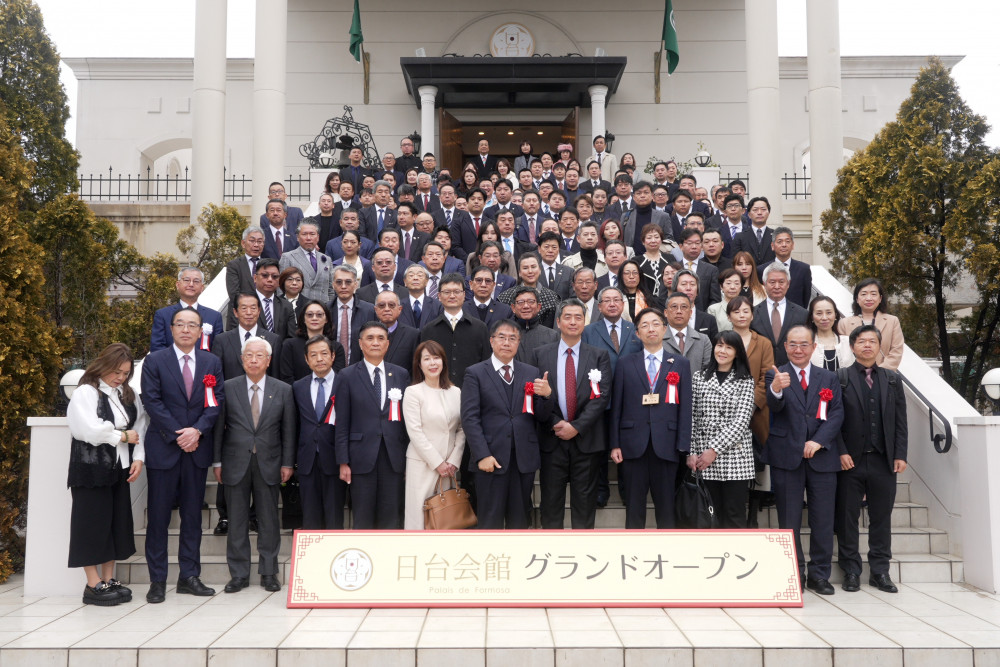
[556,339,581,420]
[310,371,335,406]
[67,381,147,467]
[363,359,387,407]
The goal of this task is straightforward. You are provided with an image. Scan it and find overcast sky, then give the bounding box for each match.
[33,0,1000,148]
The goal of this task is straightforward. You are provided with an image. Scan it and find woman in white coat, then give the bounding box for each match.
[402,340,466,529]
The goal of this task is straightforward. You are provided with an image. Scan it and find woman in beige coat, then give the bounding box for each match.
[837,277,904,370]
[402,340,466,529]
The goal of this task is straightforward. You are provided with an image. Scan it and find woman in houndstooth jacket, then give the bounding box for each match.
[687,330,757,528]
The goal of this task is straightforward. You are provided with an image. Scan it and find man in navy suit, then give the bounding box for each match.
[461,320,554,529]
[731,196,776,267]
[293,335,346,529]
[256,181,304,230]
[610,308,692,529]
[463,265,514,328]
[338,147,373,193]
[358,181,398,242]
[374,290,419,375]
[140,306,225,603]
[759,227,813,309]
[334,321,410,529]
[329,265,377,366]
[483,180,523,221]
[150,268,224,353]
[398,265,443,328]
[432,184,475,253]
[751,262,809,366]
[765,325,845,595]
[324,208,376,261]
[260,199,299,261]
[716,194,746,259]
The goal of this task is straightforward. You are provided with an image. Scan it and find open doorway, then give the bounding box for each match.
[438,108,579,177]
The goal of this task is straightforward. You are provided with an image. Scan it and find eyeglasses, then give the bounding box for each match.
[600,297,624,304]
[514,299,538,307]
[304,312,325,318]
[439,289,464,297]
[375,303,399,309]
[171,322,201,330]
[179,278,203,285]
[472,277,495,284]
[786,343,813,350]
[492,334,520,343]
[333,279,355,286]
[242,352,270,360]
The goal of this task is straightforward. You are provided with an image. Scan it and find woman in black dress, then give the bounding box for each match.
[279,300,346,383]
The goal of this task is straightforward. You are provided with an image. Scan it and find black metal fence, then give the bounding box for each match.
[719,167,812,200]
[77,168,311,203]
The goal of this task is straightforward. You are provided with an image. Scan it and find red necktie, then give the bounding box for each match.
[474,217,480,234]
[424,194,430,210]
[800,369,808,391]
[275,230,282,257]
[565,349,577,421]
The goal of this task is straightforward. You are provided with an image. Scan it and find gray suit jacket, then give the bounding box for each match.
[662,325,712,375]
[622,207,674,249]
[213,376,297,487]
[279,246,334,303]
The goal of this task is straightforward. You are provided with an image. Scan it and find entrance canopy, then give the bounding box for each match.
[400,56,627,109]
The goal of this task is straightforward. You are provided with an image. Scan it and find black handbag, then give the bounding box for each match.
[675,471,716,529]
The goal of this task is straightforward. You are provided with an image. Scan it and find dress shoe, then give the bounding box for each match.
[596,492,609,508]
[869,573,899,593]
[106,578,132,602]
[146,581,166,604]
[224,577,250,593]
[249,519,259,533]
[260,574,281,592]
[214,519,229,536]
[176,575,215,596]
[842,573,861,592]
[83,581,124,606]
[806,577,835,595]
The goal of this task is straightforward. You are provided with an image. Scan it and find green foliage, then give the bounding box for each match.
[108,253,180,359]
[177,202,248,279]
[0,0,79,210]
[0,115,70,580]
[818,57,998,402]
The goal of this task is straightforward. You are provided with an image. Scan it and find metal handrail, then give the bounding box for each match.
[898,372,952,453]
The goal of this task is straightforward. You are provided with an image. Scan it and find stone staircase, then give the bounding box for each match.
[117,470,963,587]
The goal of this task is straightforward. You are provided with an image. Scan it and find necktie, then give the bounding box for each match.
[244,330,251,341]
[646,354,658,390]
[502,364,512,383]
[381,283,390,292]
[309,251,317,272]
[250,384,260,428]
[565,238,573,253]
[564,348,577,421]
[731,225,739,239]
[263,297,274,331]
[597,154,603,166]
[250,256,259,273]
[474,217,481,234]
[610,323,619,352]
[756,227,763,244]
[534,180,541,189]
[528,217,536,243]
[428,275,439,298]
[800,369,808,391]
[449,316,459,331]
[865,367,874,389]
[611,275,618,287]
[771,303,782,342]
[275,231,282,257]
[593,180,599,187]
[445,209,452,225]
[477,303,488,321]
[424,194,430,210]
[412,299,421,322]
[314,377,326,421]
[339,304,350,363]
[548,266,555,286]
[182,355,194,400]
[378,208,385,230]
[504,237,512,254]
[404,232,411,258]
[373,367,382,409]
[686,261,694,271]
[677,331,685,353]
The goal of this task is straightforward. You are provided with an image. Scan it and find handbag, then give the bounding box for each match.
[675,471,716,529]
[423,476,477,530]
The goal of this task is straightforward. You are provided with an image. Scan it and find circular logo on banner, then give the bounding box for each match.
[330,549,373,591]
[490,23,534,57]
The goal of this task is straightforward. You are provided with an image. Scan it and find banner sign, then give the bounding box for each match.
[287,530,802,608]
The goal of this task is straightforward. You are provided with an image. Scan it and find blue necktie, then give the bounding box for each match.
[647,354,659,390]
[412,299,421,323]
[504,238,512,254]
[445,209,452,226]
[314,377,326,421]
[263,297,274,331]
[373,367,382,409]
[378,209,385,231]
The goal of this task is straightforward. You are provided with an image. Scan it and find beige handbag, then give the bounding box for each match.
[423,476,477,530]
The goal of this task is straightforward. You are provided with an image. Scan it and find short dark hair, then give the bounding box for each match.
[723,193,745,209]
[632,180,652,194]
[255,257,279,274]
[849,323,883,347]
[439,272,465,291]
[490,319,520,337]
[304,334,334,355]
[396,201,418,216]
[378,227,401,243]
[728,179,747,190]
[537,231,561,246]
[421,241,445,257]
[671,189,693,203]
[614,173,633,186]
[358,320,389,336]
[747,196,771,212]
[172,305,203,326]
[467,187,487,201]
[679,228,703,243]
[634,307,666,326]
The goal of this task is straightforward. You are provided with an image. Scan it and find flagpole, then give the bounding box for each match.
[361,43,371,105]
[654,41,663,104]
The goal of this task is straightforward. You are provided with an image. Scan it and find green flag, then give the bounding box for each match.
[661,0,679,75]
[349,0,364,63]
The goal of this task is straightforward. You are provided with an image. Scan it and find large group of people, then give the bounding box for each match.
[66,135,909,607]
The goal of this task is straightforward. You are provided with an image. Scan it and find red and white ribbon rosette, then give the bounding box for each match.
[523,381,535,414]
[200,323,213,351]
[323,395,336,425]
[665,371,681,404]
[202,374,219,407]
[588,369,602,399]
[387,388,403,422]
[816,388,834,420]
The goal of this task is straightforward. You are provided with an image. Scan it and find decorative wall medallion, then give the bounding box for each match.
[490,23,534,57]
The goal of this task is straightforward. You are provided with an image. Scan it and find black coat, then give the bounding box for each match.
[418,314,491,388]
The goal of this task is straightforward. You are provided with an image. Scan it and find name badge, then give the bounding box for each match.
[642,393,660,406]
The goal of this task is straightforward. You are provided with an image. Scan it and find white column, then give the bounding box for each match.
[744,0,782,223]
[253,0,288,217]
[958,416,1000,593]
[588,84,609,147]
[189,0,227,225]
[418,85,437,156]
[806,0,843,265]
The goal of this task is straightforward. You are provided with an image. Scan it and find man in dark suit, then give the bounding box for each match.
[432,184,476,253]
[751,262,809,366]
[213,293,282,381]
[355,248,410,305]
[329,264,377,366]
[513,190,543,245]
[358,181,397,242]
[472,138,498,178]
[672,270,720,341]
[398,264,443,328]
[260,199,299,261]
[605,174,634,224]
[484,180,524,221]
[388,202,429,262]
[610,308,692,529]
[761,227,813,309]
[374,290,419,375]
[495,209,536,265]
[253,258,296,340]
[256,181,304,230]
[556,209,581,259]
[461,320,554,528]
[419,273,491,387]
[581,160,613,195]
[731,196,776,267]
[226,227,266,319]
[765,325,845,595]
[334,321,410,529]
[324,208,376,261]
[475,242,516,297]
[150,268,224,352]
[140,306,225,603]
[463,265,514,328]
[535,232,574,299]
[413,173,441,214]
[292,335,347,530]
[338,147,373,193]
[532,299,612,529]
[835,325,908,594]
[675,229,721,310]
[212,337,295,593]
[716,193,746,259]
